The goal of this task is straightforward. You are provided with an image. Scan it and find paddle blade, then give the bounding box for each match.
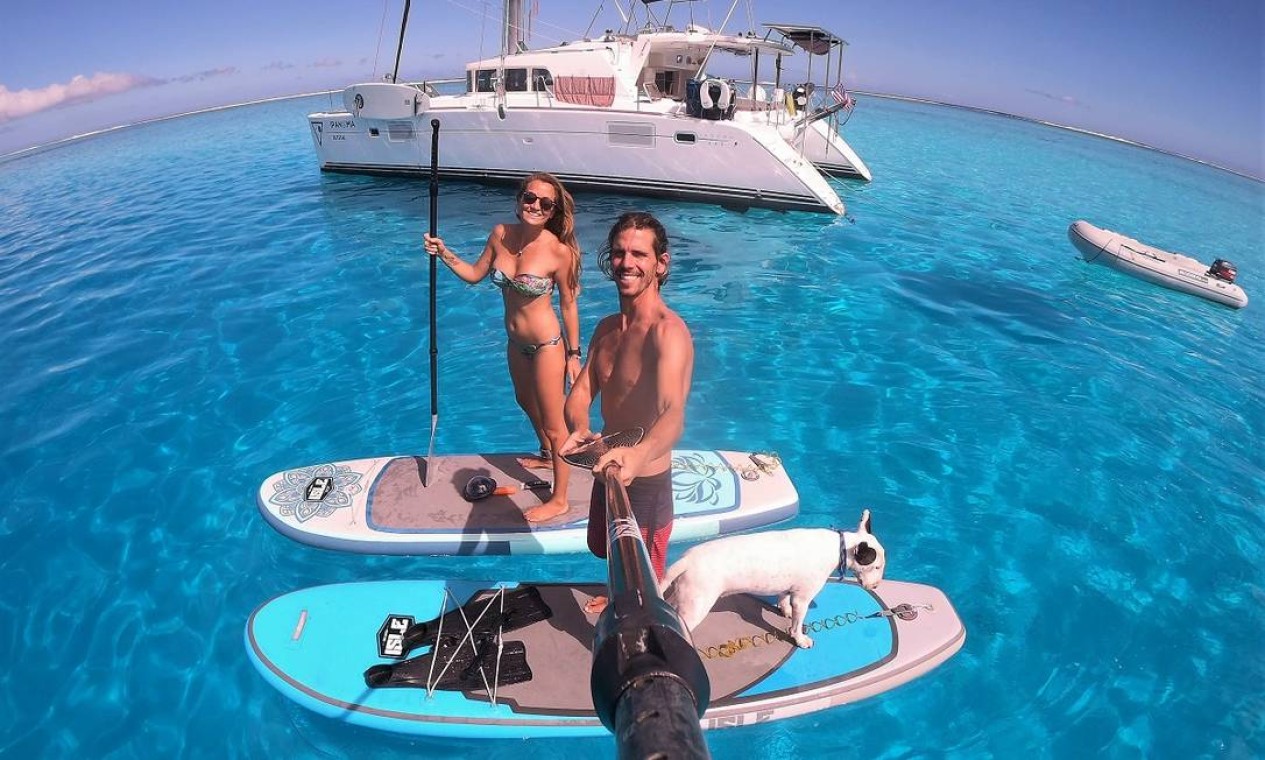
[561,428,645,469]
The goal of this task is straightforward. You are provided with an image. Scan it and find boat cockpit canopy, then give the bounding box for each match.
[763,23,848,55]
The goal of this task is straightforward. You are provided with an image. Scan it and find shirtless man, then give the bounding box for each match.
[559,211,694,615]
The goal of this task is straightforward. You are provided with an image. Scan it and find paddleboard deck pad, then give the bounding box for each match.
[258,450,798,554]
[245,578,965,739]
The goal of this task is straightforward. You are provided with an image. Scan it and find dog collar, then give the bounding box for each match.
[835,530,849,579]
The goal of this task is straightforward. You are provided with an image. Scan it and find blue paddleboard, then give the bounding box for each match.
[245,578,964,738]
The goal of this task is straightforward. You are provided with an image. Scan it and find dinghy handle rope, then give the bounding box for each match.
[695,603,935,659]
[1085,238,1110,263]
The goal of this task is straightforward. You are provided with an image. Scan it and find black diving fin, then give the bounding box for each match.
[396,585,553,659]
[364,635,533,691]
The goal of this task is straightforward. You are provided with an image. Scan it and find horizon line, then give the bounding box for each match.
[1,87,1261,183]
[850,90,1263,184]
[0,90,335,165]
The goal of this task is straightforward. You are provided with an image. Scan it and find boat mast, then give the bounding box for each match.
[391,0,412,83]
[503,0,527,54]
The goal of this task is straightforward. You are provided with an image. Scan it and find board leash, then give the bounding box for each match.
[695,603,935,660]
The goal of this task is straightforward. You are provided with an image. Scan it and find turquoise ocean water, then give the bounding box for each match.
[1,94,1261,758]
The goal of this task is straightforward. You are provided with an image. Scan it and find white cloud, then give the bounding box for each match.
[0,72,159,123]
[169,67,239,83]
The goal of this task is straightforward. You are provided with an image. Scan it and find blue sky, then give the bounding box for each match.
[2,0,1261,177]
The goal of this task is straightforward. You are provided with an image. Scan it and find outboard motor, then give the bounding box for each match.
[1208,259,1238,283]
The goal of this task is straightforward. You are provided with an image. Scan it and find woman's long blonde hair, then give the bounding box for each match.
[518,172,581,292]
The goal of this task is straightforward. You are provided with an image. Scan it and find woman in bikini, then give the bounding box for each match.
[423,173,582,522]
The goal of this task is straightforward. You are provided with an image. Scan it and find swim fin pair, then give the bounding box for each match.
[393,585,553,659]
[363,585,552,691]
[364,635,533,691]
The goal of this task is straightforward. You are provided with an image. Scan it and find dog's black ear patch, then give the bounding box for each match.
[863,512,872,534]
[855,542,877,566]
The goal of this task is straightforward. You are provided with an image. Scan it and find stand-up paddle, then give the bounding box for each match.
[563,432,710,758]
[424,118,440,485]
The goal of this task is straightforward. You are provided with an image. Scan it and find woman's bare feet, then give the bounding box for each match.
[517,450,554,470]
[584,595,608,615]
[524,498,569,523]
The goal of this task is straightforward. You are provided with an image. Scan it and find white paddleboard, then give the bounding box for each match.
[257,450,798,554]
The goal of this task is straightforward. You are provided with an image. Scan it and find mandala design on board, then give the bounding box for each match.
[268,463,365,523]
[671,452,725,506]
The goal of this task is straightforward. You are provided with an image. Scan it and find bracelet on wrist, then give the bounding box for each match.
[567,349,581,358]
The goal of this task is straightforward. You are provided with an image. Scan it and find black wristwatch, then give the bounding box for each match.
[567,349,582,358]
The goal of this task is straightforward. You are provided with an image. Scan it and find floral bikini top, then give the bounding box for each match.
[491,268,553,298]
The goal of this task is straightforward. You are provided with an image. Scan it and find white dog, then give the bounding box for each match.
[660,510,885,649]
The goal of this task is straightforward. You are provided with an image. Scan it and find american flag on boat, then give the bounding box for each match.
[830,82,856,110]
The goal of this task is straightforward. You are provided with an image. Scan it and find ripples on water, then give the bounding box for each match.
[0,96,1261,758]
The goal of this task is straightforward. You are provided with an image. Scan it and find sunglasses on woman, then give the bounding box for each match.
[518,190,557,213]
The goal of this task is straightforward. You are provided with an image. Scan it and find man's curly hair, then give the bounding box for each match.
[597,211,671,286]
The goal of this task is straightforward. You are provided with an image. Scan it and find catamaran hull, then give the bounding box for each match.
[309,107,846,214]
[790,119,872,181]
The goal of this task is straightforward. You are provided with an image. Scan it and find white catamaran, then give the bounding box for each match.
[308,0,871,214]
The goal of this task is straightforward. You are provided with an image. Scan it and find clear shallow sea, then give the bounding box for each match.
[1,94,1261,759]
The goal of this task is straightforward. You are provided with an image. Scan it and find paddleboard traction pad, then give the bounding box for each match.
[271,463,365,523]
[264,450,772,531]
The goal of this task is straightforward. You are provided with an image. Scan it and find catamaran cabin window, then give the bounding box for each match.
[473,69,496,93]
[504,69,528,92]
[533,69,553,91]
